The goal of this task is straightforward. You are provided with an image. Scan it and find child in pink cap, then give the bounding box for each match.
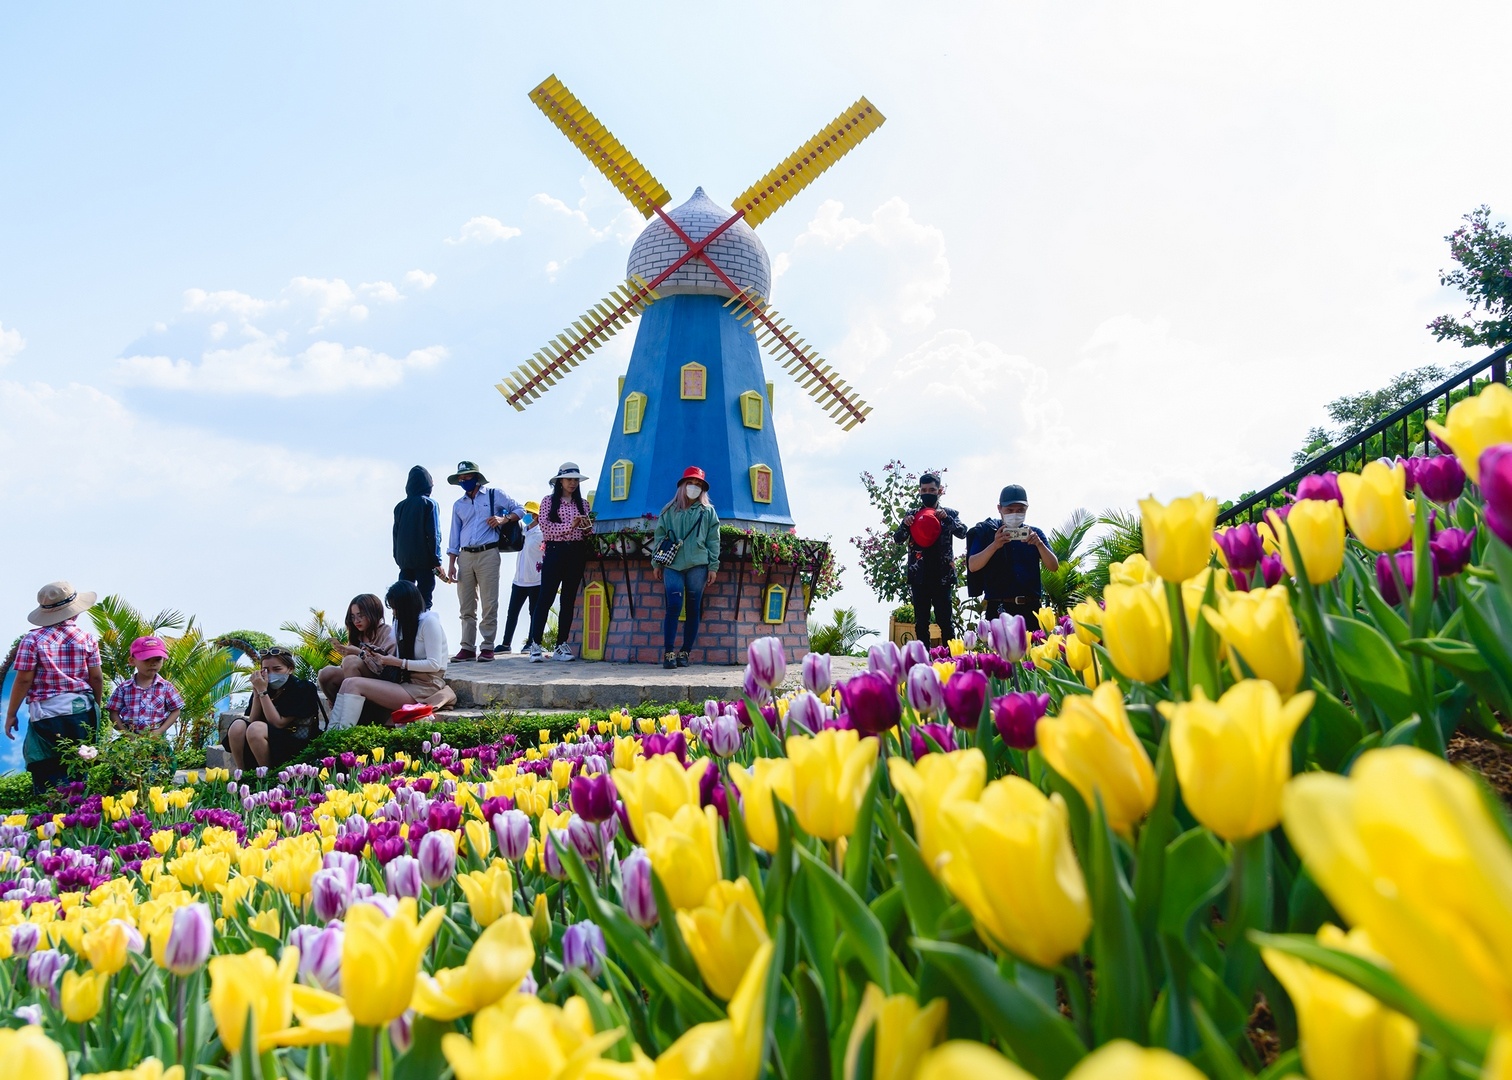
[106,636,185,736]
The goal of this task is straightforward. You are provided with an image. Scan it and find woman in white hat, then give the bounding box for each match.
[4,581,103,795]
[527,462,595,662]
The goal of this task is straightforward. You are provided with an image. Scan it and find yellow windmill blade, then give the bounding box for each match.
[496,276,659,411]
[529,75,671,219]
[731,97,886,228]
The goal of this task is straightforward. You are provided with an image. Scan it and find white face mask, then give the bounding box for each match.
[1001,510,1026,528]
[684,484,703,500]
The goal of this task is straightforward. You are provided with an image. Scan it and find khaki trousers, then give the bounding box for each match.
[457,547,501,650]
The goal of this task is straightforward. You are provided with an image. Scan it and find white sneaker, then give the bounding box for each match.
[528,644,546,663]
[552,644,576,662]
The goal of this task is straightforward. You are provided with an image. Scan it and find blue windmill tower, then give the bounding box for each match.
[498,76,883,530]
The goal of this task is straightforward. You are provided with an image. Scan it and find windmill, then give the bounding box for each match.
[498,74,884,530]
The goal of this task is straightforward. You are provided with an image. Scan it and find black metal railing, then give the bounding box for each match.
[1218,343,1512,526]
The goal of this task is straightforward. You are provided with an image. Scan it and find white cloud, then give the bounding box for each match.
[446,216,523,245]
[404,269,437,290]
[118,339,447,396]
[0,322,24,365]
[287,277,369,328]
[183,288,282,319]
[359,280,403,304]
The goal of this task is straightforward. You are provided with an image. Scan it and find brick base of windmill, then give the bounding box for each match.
[565,533,826,666]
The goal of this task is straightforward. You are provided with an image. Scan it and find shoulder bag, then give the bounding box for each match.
[652,507,709,568]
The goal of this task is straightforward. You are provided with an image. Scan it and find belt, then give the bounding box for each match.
[461,544,497,553]
[987,595,1038,606]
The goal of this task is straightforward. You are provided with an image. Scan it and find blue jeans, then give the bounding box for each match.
[662,565,709,654]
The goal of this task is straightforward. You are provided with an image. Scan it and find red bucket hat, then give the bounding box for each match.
[680,466,708,489]
[910,507,942,548]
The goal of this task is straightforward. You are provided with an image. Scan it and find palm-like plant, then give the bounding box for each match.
[1039,509,1097,615]
[278,609,348,684]
[1085,509,1144,596]
[808,607,879,656]
[89,596,188,686]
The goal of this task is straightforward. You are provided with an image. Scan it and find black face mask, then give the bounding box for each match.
[920,493,939,508]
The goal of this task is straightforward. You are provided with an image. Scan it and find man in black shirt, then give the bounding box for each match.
[967,484,1060,620]
[892,472,967,646]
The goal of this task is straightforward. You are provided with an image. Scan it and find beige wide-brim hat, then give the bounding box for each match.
[549,462,589,483]
[29,581,97,627]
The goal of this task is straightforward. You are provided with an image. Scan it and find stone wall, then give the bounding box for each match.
[568,552,810,665]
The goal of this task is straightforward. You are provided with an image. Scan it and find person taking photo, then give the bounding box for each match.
[966,484,1059,621]
[893,471,967,646]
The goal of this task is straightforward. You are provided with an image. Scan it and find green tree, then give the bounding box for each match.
[1429,204,1512,349]
[1039,509,1097,615]
[807,607,878,656]
[850,460,948,605]
[1084,509,1144,596]
[1289,364,1448,466]
[278,609,347,683]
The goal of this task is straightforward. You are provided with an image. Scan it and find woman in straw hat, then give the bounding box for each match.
[4,581,104,795]
[527,463,595,662]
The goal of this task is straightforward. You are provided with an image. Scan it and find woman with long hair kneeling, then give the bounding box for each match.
[326,580,450,727]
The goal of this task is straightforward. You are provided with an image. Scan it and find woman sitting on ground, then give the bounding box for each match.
[226,646,322,770]
[317,593,396,702]
[326,580,450,727]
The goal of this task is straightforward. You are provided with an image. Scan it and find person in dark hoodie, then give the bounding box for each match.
[892,471,967,646]
[393,466,443,610]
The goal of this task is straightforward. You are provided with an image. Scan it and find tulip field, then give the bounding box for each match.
[3,382,1512,1080]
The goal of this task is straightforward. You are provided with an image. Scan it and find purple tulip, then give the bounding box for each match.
[785,691,833,734]
[427,800,462,833]
[162,903,213,975]
[1214,523,1265,572]
[493,809,532,861]
[389,1012,413,1055]
[562,921,606,979]
[570,773,617,823]
[311,868,351,922]
[543,830,570,880]
[1295,472,1343,504]
[746,636,787,690]
[905,664,945,718]
[988,614,1027,662]
[11,923,39,958]
[385,855,422,899]
[1376,551,1436,605]
[1257,553,1285,587]
[867,641,904,684]
[1482,445,1512,547]
[371,835,406,866]
[13,1004,41,1026]
[909,723,957,758]
[838,671,903,736]
[354,893,399,918]
[568,815,602,861]
[293,922,344,992]
[697,761,731,821]
[642,731,689,764]
[1431,527,1477,576]
[27,949,65,998]
[620,848,658,928]
[801,652,832,695]
[962,629,978,650]
[942,669,989,729]
[1413,455,1467,503]
[992,692,1050,749]
[417,830,457,888]
[901,638,931,674]
[706,712,742,758]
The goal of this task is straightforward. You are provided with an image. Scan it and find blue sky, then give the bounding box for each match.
[3,0,1511,691]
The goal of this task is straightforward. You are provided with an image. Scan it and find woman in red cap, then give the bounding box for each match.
[651,466,721,668]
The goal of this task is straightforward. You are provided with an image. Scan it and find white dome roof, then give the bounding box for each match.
[626,187,772,299]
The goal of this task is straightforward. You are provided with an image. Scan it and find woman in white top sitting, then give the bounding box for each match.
[327,579,450,728]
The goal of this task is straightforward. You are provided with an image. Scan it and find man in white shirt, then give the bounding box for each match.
[500,501,544,653]
[445,460,524,663]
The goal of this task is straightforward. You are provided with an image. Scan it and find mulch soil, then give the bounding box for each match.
[1448,731,1512,803]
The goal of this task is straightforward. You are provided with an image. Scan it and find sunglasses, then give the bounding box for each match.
[262,647,293,660]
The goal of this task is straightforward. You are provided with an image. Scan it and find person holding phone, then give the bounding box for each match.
[966,484,1059,621]
[225,647,321,770]
[317,594,396,703]
[893,472,967,647]
[527,462,595,663]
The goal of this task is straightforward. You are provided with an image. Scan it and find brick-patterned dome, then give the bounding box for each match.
[626,187,772,299]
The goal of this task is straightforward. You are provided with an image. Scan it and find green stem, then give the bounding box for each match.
[1163,581,1189,700]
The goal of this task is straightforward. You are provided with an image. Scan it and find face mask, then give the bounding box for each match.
[685,484,702,500]
[266,672,290,690]
[460,478,479,493]
[920,492,939,507]
[1001,511,1026,529]
[522,514,535,527]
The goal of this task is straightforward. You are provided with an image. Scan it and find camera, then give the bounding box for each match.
[1003,526,1031,542]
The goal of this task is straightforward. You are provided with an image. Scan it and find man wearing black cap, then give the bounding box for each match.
[892,471,967,647]
[967,484,1059,621]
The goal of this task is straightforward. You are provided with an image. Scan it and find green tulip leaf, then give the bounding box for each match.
[794,965,833,1080]
[1133,733,1180,962]
[788,858,840,1013]
[910,939,1087,1080]
[796,843,915,995]
[1324,615,1417,722]
[1089,797,1153,1044]
[651,867,703,987]
[878,800,950,939]
[1190,997,1250,1080]
[1306,685,1366,772]
[1158,828,1230,941]
[844,752,885,899]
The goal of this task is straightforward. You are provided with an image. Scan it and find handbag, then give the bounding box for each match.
[652,507,708,568]
[489,491,526,553]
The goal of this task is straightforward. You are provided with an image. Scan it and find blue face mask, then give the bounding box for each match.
[522,514,535,527]
[460,478,480,493]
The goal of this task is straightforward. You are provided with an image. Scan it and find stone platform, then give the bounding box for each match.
[445,652,867,712]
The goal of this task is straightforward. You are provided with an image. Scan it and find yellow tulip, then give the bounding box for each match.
[842,984,947,1080]
[782,730,880,842]
[80,1057,186,1080]
[643,805,723,911]
[0,1026,67,1080]
[264,984,354,1047]
[1283,746,1512,1026]
[1037,681,1157,836]
[1426,381,1512,483]
[676,879,769,1001]
[208,948,297,1053]
[654,940,772,1080]
[1035,606,1059,633]
[82,919,135,976]
[1140,493,1218,582]
[1262,925,1417,1080]
[728,758,793,854]
[1160,682,1313,841]
[465,818,493,862]
[457,860,515,927]
[61,968,109,1022]
[1100,583,1171,684]
[614,755,706,844]
[1274,499,1346,584]
[887,749,987,874]
[914,1041,1033,1080]
[938,776,1091,967]
[1486,1027,1512,1080]
[1068,600,1102,644]
[442,986,619,1080]
[413,914,536,1020]
[342,897,446,1026]
[249,908,281,938]
[1202,587,1304,695]
[1064,1040,1206,1079]
[1337,462,1414,551]
[1064,635,1093,673]
[1108,553,1158,585]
